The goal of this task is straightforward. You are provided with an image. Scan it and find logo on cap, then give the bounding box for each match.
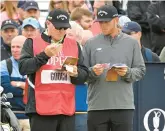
[124,23,128,28]
[98,10,108,16]
[30,2,33,5]
[5,20,12,24]
[57,14,67,20]
[47,16,52,20]
[113,14,118,17]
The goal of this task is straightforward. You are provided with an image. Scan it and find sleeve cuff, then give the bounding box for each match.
[89,67,99,78]
[121,67,131,81]
[40,51,50,60]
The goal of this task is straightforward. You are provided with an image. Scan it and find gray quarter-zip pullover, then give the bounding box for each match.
[83,32,146,111]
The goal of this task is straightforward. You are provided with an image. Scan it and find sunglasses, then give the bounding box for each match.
[55,27,68,30]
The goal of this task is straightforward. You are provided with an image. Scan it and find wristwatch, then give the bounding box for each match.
[16,82,21,87]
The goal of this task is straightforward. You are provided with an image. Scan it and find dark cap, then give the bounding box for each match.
[96,5,118,22]
[17,0,26,9]
[1,19,19,30]
[47,9,71,28]
[122,21,142,33]
[24,1,39,11]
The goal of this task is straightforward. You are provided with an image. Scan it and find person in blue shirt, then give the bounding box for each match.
[122,21,160,62]
[22,17,40,39]
[0,35,30,131]
[0,19,19,61]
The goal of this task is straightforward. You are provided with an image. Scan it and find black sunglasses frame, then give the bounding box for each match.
[55,27,68,30]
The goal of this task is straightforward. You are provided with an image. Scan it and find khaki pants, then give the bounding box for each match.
[18,119,30,131]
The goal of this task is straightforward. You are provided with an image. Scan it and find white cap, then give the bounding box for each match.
[119,16,131,28]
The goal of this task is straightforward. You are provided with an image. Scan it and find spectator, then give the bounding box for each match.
[122,21,160,62]
[1,19,19,61]
[159,47,165,62]
[127,1,152,49]
[67,0,85,13]
[21,1,44,34]
[147,1,165,55]
[118,15,131,28]
[23,1,40,20]
[22,17,40,38]
[66,21,84,44]
[17,0,26,24]
[66,21,93,47]
[0,35,30,131]
[82,0,93,12]
[18,9,88,131]
[83,5,145,131]
[49,0,91,15]
[49,0,68,12]
[0,1,20,26]
[70,7,93,30]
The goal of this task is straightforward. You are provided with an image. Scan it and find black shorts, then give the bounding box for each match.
[87,109,134,131]
[28,113,75,131]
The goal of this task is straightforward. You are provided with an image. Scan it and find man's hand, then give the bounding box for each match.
[44,44,63,57]
[92,64,104,76]
[66,65,78,77]
[115,67,128,76]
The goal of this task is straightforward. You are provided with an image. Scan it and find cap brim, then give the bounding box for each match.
[1,25,17,30]
[122,28,132,34]
[95,18,113,22]
[22,24,38,29]
[52,22,71,29]
[25,6,39,11]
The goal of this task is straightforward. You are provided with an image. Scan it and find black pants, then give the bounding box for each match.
[87,109,134,131]
[28,113,75,131]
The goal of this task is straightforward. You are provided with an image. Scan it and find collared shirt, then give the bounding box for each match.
[43,30,64,45]
[0,56,27,119]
